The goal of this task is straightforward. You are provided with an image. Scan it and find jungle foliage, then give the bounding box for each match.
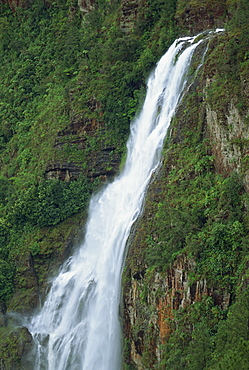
[157,287,249,370]
[124,0,249,368]
[0,0,178,312]
[0,0,249,368]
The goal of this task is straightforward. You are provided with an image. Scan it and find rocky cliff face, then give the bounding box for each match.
[206,87,249,190]
[123,254,231,368]
[1,0,248,368]
[78,0,95,13]
[120,0,140,33]
[122,27,249,367]
[44,102,121,183]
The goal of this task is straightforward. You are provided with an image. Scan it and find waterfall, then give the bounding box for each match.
[27,30,223,370]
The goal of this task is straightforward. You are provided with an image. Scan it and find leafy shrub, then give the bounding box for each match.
[0,260,15,304]
[11,176,92,227]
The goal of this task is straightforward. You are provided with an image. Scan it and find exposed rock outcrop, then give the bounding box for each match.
[45,139,121,181]
[206,96,249,190]
[120,0,140,33]
[122,28,248,367]
[78,0,95,13]
[45,162,82,181]
[123,254,231,368]
[45,94,121,182]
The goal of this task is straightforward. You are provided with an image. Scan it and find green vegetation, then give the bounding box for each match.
[0,326,32,369]
[145,145,247,290]
[123,0,249,368]
[10,175,92,227]
[0,0,179,318]
[1,0,249,367]
[205,0,249,116]
[124,81,249,367]
[157,286,249,370]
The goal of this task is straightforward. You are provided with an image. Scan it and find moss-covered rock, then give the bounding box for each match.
[0,326,33,370]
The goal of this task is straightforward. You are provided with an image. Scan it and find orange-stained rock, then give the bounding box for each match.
[123,254,231,367]
[157,296,172,343]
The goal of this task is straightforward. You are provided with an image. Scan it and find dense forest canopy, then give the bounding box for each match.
[0,0,249,368]
[0,0,178,311]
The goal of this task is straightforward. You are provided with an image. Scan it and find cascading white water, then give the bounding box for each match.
[27,30,223,370]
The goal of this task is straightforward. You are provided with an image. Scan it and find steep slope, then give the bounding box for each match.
[0,0,176,312]
[0,0,178,367]
[0,0,248,368]
[123,0,249,368]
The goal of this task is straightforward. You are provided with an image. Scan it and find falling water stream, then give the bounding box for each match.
[27,30,223,370]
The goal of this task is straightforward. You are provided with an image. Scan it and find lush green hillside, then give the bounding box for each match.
[0,0,178,366]
[0,0,249,368]
[0,0,177,313]
[123,0,249,369]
